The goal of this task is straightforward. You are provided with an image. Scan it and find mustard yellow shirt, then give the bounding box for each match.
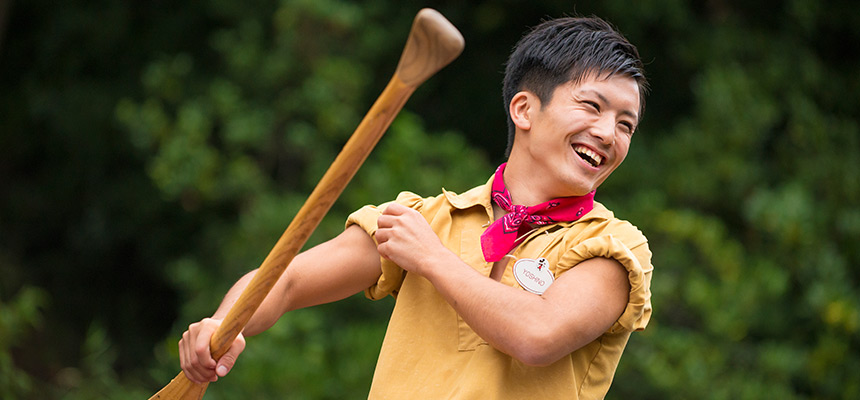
[346,175,653,399]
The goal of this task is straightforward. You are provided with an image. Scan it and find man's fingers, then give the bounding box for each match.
[377,214,393,231]
[378,203,414,232]
[215,333,247,377]
[179,319,222,383]
[382,202,408,216]
[178,318,246,383]
[192,322,217,369]
[376,211,399,242]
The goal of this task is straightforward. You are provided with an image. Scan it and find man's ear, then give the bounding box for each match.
[509,91,535,132]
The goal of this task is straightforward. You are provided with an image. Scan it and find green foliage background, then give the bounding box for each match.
[1,0,858,398]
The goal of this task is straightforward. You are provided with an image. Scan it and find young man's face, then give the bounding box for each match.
[517,73,640,198]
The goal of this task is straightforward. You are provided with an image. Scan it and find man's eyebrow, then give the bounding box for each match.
[583,89,639,121]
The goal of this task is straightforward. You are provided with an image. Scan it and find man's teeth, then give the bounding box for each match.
[574,145,603,167]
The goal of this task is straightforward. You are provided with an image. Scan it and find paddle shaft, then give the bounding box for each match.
[210,74,413,359]
[149,8,463,399]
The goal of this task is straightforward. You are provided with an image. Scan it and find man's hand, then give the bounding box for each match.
[179,318,246,383]
[376,203,448,275]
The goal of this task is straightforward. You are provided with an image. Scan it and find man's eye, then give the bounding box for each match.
[584,101,600,112]
[619,122,634,134]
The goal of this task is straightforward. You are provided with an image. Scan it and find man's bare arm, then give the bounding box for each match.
[180,225,382,382]
[420,252,628,366]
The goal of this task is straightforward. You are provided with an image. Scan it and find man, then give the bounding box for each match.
[179,15,653,399]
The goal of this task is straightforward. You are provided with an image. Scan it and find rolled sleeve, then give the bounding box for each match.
[345,191,426,300]
[556,234,653,333]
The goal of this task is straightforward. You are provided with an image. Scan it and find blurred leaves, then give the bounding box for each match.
[0,287,47,399]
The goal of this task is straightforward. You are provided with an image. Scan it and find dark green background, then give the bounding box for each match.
[1,0,858,398]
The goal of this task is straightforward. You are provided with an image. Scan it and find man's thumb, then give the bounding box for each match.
[215,334,246,377]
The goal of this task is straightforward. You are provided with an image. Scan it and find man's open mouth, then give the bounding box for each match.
[573,145,603,167]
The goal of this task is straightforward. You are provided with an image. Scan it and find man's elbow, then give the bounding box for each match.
[508,331,569,367]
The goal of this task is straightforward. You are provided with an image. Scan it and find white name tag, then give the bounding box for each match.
[513,257,554,295]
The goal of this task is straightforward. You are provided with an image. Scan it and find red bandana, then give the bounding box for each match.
[480,163,595,262]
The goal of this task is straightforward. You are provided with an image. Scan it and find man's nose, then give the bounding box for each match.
[590,115,615,145]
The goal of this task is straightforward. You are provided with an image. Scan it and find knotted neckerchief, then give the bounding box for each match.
[480,163,595,262]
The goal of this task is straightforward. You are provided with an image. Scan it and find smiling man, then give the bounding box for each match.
[179,16,653,399]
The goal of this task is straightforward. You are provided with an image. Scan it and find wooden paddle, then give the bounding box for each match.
[148,8,464,399]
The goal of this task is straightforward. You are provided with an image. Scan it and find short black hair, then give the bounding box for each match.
[502,16,648,156]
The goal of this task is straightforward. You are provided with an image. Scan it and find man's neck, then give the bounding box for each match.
[501,159,555,207]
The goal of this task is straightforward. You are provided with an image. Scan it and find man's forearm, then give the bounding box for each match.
[210,269,281,337]
[419,251,629,366]
[419,252,563,364]
[209,225,383,337]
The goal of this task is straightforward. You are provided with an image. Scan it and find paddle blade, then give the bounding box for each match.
[148,372,208,400]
